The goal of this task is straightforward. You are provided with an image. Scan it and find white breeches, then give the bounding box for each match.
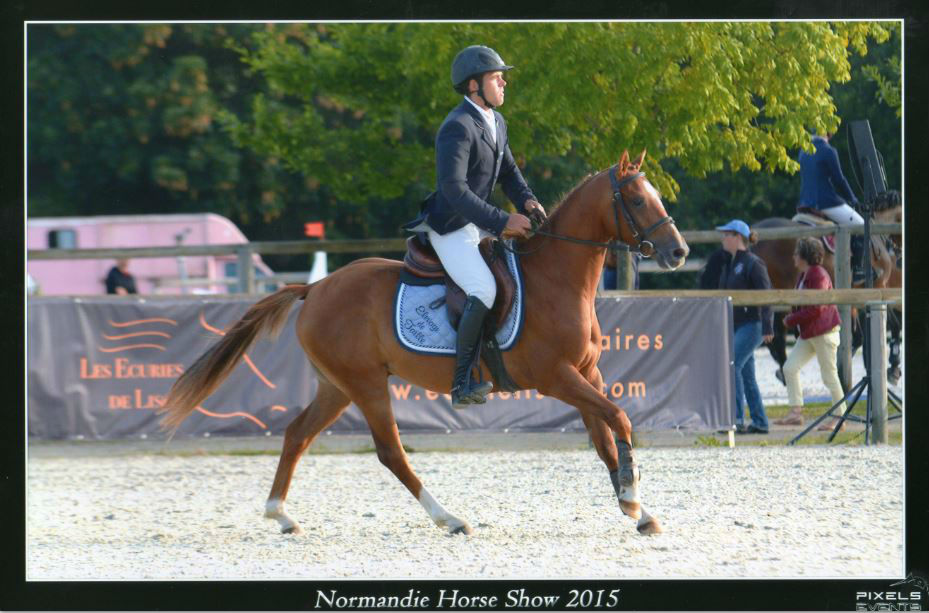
[427,223,496,309]
[820,204,864,226]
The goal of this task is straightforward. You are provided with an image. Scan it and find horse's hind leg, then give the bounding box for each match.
[554,365,661,535]
[887,309,902,385]
[769,315,788,385]
[351,378,472,535]
[265,376,350,535]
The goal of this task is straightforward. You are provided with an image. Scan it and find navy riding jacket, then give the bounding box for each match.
[797,136,859,210]
[403,100,536,237]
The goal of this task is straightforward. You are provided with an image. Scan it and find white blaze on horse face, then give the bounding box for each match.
[641,180,665,213]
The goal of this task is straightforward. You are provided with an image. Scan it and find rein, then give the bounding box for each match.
[500,166,675,258]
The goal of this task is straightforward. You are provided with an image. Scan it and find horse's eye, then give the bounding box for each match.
[634,198,646,207]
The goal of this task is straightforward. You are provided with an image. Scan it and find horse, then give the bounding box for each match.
[158,150,688,538]
[751,197,902,385]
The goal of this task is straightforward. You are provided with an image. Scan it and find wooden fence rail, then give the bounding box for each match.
[600,288,901,306]
[26,223,900,261]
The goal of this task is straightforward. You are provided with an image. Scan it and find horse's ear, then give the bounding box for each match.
[618,150,630,173]
[632,149,647,170]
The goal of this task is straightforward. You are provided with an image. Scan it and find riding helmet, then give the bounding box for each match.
[451,45,514,91]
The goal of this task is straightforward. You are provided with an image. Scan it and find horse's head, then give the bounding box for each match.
[605,150,689,270]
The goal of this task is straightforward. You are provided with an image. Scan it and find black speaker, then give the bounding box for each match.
[847,119,888,205]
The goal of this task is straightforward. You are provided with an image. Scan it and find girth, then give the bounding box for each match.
[402,235,516,331]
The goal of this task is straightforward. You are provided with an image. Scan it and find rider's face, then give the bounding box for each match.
[473,71,506,108]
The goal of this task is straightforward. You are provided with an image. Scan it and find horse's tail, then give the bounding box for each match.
[158,284,312,433]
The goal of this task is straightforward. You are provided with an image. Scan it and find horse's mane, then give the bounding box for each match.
[544,171,599,222]
[873,189,901,212]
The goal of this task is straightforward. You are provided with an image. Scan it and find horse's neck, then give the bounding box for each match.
[522,178,611,302]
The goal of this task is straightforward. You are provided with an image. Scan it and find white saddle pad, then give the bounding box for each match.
[393,245,524,355]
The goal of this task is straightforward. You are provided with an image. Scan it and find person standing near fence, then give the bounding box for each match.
[714,220,774,434]
[774,237,846,431]
[105,258,138,295]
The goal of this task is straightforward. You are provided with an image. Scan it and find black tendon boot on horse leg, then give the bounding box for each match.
[451,296,494,407]
[609,440,662,534]
[850,234,866,284]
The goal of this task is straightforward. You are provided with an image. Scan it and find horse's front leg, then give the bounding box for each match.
[551,364,661,535]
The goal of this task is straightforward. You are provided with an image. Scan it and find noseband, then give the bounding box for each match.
[505,165,675,258]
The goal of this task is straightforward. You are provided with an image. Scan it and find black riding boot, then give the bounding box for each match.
[451,296,494,407]
[850,234,866,284]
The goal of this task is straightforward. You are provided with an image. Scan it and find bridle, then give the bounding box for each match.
[501,165,676,258]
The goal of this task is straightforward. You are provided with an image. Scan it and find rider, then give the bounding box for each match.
[403,45,545,407]
[797,132,866,282]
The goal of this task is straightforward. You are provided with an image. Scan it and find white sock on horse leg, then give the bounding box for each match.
[417,487,470,533]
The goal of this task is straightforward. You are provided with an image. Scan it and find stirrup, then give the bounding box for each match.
[451,380,493,407]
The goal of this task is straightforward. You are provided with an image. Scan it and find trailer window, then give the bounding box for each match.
[224,262,237,278]
[48,229,77,249]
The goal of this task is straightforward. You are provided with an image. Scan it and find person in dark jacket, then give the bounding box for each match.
[105,258,138,295]
[798,133,866,280]
[698,248,731,290]
[774,237,845,431]
[715,219,774,434]
[403,45,545,407]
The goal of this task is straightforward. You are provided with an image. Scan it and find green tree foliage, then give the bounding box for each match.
[28,23,297,225]
[224,21,893,211]
[28,21,900,277]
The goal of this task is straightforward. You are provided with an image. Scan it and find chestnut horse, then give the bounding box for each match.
[158,150,688,537]
[751,206,901,383]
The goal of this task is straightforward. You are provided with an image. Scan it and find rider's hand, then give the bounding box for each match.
[762,334,774,344]
[502,213,532,239]
[524,199,546,217]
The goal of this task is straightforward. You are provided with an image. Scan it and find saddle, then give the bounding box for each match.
[402,235,520,393]
[403,235,517,331]
[793,208,836,253]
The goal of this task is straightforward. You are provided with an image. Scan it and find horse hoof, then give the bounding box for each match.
[888,367,901,386]
[618,500,642,521]
[281,524,304,535]
[449,522,473,536]
[636,512,662,535]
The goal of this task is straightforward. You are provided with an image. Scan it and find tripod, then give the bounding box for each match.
[788,197,901,445]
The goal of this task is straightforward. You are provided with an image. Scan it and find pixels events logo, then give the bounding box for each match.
[856,575,927,611]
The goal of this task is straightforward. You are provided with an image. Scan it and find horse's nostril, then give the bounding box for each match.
[673,247,687,259]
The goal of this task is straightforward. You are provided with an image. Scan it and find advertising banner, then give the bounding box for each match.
[27,295,733,439]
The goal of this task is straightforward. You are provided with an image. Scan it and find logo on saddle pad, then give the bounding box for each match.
[393,245,525,356]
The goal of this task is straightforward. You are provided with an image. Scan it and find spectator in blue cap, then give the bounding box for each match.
[704,219,774,434]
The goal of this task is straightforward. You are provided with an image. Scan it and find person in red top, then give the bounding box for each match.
[774,237,845,430]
